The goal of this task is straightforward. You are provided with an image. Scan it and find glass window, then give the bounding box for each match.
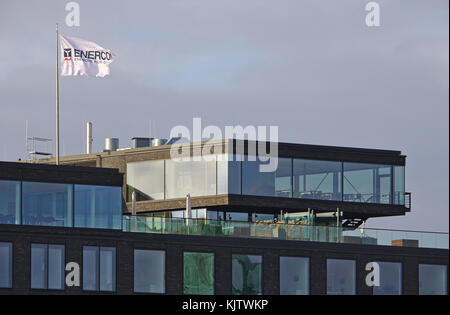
[419,264,448,295]
[31,244,47,289]
[217,154,242,195]
[83,246,116,292]
[253,213,274,222]
[127,160,165,201]
[166,158,216,199]
[0,242,12,288]
[48,245,65,290]
[227,212,249,222]
[134,249,165,293]
[31,244,64,290]
[343,163,392,204]
[327,259,356,295]
[74,185,122,230]
[183,252,214,295]
[373,262,402,295]
[393,166,405,205]
[293,159,342,201]
[83,246,99,291]
[242,156,292,198]
[100,247,116,292]
[232,254,262,295]
[22,182,73,227]
[0,180,21,225]
[280,257,309,295]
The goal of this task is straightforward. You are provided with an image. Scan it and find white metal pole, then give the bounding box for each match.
[86,122,93,154]
[56,23,60,165]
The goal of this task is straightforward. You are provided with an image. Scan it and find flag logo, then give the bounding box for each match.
[60,35,114,77]
[63,48,72,61]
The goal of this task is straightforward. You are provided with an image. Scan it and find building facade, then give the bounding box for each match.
[0,141,448,295]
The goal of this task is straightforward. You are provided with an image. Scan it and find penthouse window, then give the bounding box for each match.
[22,182,73,227]
[293,159,342,201]
[124,155,405,206]
[74,185,122,230]
[0,180,20,225]
[165,158,216,199]
[343,163,392,204]
[242,156,292,198]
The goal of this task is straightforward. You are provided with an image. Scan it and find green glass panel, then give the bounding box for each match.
[232,254,262,295]
[183,252,214,294]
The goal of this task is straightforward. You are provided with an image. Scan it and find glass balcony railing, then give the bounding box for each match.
[122,216,449,250]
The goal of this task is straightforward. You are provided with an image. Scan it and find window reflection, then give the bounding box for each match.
[242,156,292,198]
[327,259,356,295]
[22,182,73,227]
[127,160,164,201]
[293,159,342,201]
[0,242,12,288]
[134,249,165,294]
[232,254,262,295]
[75,185,122,230]
[183,252,214,295]
[166,158,216,199]
[343,163,392,204]
[280,257,309,295]
[0,180,20,225]
[373,262,402,295]
[419,264,448,295]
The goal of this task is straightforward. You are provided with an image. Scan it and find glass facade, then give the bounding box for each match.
[74,185,122,230]
[22,182,73,227]
[127,160,164,201]
[293,160,342,201]
[0,242,12,288]
[327,259,356,295]
[343,163,392,204]
[166,158,216,199]
[31,244,64,290]
[242,157,292,198]
[280,256,309,295]
[0,181,122,230]
[134,249,165,293]
[125,156,404,206]
[183,252,214,295]
[373,262,402,295]
[0,180,20,225]
[393,166,405,205]
[232,254,262,295]
[419,264,448,295]
[83,246,116,292]
[217,154,241,194]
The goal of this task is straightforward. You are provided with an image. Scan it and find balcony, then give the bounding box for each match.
[122,216,448,250]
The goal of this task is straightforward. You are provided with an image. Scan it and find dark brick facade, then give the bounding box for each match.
[0,224,447,295]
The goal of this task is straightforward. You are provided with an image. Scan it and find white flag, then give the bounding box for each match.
[60,35,114,77]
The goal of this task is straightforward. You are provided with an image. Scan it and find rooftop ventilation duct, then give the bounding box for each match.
[104,138,119,152]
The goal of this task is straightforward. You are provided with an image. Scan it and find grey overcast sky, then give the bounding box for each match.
[0,0,448,232]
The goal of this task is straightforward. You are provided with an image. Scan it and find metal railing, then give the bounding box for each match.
[122,216,448,250]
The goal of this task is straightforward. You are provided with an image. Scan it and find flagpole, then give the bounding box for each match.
[56,23,60,165]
